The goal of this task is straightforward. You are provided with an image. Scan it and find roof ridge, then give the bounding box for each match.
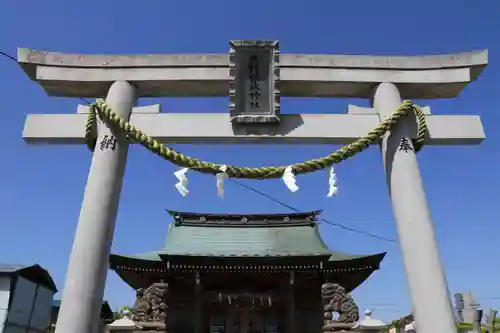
[166,209,322,228]
[165,209,323,218]
[172,221,318,228]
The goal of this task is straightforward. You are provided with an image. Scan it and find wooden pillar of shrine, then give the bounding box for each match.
[194,271,202,333]
[288,271,296,333]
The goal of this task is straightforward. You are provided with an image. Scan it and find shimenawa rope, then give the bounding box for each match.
[84,100,426,179]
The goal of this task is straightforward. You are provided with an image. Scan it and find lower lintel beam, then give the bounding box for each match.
[23,113,485,145]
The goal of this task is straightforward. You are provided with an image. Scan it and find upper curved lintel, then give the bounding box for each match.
[282,51,488,71]
[16,48,488,98]
[17,47,488,71]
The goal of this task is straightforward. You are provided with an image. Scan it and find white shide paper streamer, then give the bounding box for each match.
[216,165,229,198]
[174,165,339,198]
[282,166,299,192]
[174,168,190,196]
[327,166,338,197]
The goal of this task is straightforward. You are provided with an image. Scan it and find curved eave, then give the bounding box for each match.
[110,253,167,290]
[17,48,487,99]
[324,252,386,292]
[109,253,162,267]
[112,259,383,292]
[110,252,385,289]
[327,252,386,266]
[113,269,153,290]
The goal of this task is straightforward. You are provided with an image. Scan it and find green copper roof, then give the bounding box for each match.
[160,223,333,257]
[109,211,387,293]
[112,211,381,260]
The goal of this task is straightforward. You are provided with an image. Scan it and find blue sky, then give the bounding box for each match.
[1,0,499,322]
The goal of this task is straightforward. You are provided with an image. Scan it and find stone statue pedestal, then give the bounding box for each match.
[107,311,137,333]
[351,310,388,333]
[323,322,355,332]
[107,319,167,333]
[134,322,167,332]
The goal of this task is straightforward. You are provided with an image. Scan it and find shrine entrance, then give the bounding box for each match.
[208,291,280,333]
[209,308,275,333]
[227,308,265,333]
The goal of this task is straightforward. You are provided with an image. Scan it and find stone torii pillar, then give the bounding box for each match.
[17,45,487,333]
[376,82,456,333]
[51,81,143,333]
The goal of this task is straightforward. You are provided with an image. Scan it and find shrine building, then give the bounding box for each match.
[109,210,386,333]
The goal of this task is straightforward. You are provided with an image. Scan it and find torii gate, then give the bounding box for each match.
[18,42,487,333]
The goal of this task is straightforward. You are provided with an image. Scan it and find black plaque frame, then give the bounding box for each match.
[229,40,280,124]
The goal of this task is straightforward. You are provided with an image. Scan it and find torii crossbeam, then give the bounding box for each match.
[18,45,487,333]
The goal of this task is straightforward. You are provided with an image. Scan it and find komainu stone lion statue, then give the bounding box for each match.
[322,282,360,331]
[132,282,169,325]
